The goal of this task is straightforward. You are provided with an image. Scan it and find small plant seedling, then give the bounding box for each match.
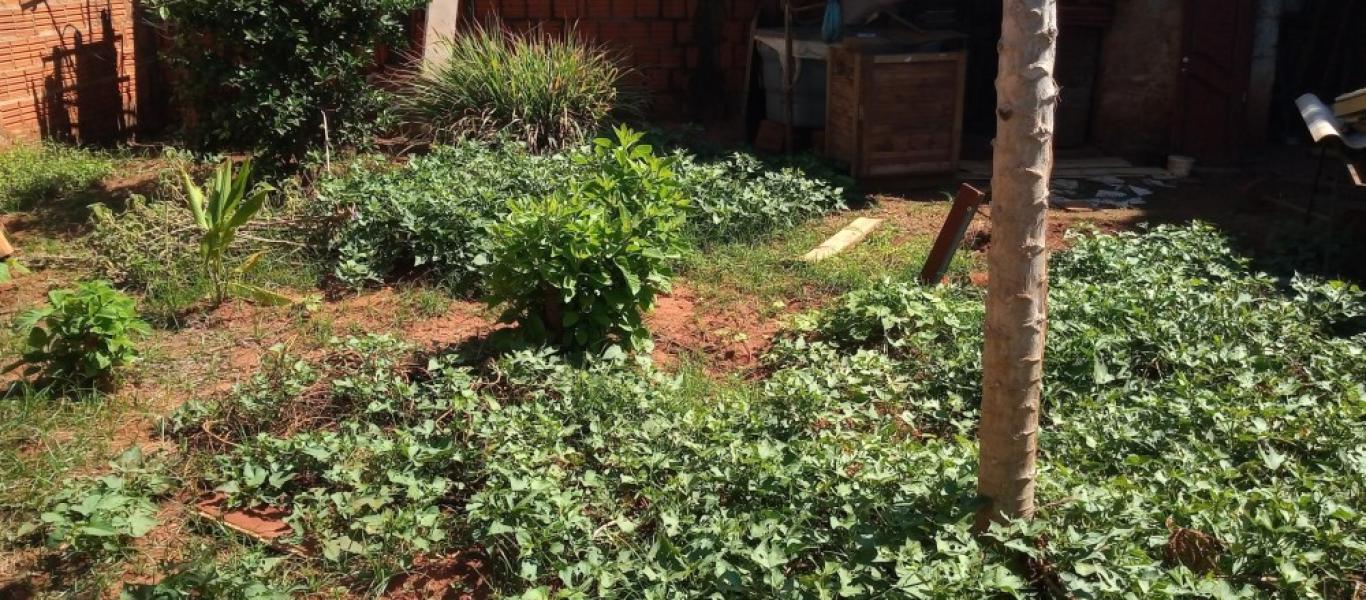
[181,159,273,305]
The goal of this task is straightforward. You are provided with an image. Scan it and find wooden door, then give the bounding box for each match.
[1176,0,1256,163]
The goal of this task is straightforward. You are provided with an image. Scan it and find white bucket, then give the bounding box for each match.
[1167,155,1195,177]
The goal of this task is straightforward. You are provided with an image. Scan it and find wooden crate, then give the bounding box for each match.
[825,46,966,177]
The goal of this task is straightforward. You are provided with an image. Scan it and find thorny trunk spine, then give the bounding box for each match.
[976,0,1057,531]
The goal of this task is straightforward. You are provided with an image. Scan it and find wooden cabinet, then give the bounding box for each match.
[825,46,966,177]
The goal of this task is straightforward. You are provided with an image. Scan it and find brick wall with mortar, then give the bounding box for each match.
[0,0,142,143]
[467,0,776,121]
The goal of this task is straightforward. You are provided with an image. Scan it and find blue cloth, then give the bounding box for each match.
[821,0,842,42]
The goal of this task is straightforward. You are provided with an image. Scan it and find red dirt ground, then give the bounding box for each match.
[648,285,790,373]
[385,552,494,600]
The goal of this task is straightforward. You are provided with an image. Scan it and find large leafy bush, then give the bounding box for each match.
[484,127,688,354]
[148,0,424,165]
[399,23,633,153]
[8,281,150,385]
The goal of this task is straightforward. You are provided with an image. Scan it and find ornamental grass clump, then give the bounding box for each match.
[399,22,633,153]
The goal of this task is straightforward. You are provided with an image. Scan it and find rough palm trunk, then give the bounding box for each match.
[976,0,1057,531]
[0,224,13,259]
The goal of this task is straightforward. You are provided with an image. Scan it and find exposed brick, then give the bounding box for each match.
[554,0,581,19]
[573,21,599,41]
[475,0,501,22]
[675,21,693,43]
[660,0,686,18]
[723,21,743,43]
[633,47,658,65]
[669,68,689,90]
[526,0,553,19]
[622,21,650,45]
[641,67,668,91]
[657,48,682,68]
[635,0,659,18]
[1,0,142,142]
[585,0,613,19]
[501,0,527,19]
[611,0,634,18]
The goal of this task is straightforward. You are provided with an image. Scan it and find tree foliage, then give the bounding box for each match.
[149,0,425,165]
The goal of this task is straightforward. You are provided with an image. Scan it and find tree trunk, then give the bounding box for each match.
[0,223,14,259]
[976,0,1057,531]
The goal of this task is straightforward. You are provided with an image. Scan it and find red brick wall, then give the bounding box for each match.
[0,0,141,143]
[468,0,772,120]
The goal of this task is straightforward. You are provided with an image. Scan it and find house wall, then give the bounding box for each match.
[1090,0,1184,160]
[465,0,773,120]
[0,0,147,143]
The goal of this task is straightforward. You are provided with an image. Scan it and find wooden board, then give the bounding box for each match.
[800,217,884,262]
[1334,87,1366,118]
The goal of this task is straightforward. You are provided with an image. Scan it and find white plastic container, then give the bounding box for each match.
[1167,155,1195,177]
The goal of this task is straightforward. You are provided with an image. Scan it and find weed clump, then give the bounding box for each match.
[0,143,115,212]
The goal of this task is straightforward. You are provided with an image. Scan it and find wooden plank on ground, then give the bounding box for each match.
[1334,87,1366,118]
[195,494,309,556]
[800,217,884,262]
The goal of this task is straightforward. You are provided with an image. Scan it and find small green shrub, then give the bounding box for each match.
[7,280,150,385]
[320,141,568,288]
[484,127,688,354]
[33,447,171,556]
[89,156,322,321]
[0,143,115,211]
[400,22,633,153]
[148,0,426,165]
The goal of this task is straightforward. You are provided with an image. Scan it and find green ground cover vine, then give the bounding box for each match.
[319,139,847,290]
[162,223,1364,597]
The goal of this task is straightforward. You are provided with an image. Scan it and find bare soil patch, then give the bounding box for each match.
[648,285,791,373]
[384,552,494,600]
